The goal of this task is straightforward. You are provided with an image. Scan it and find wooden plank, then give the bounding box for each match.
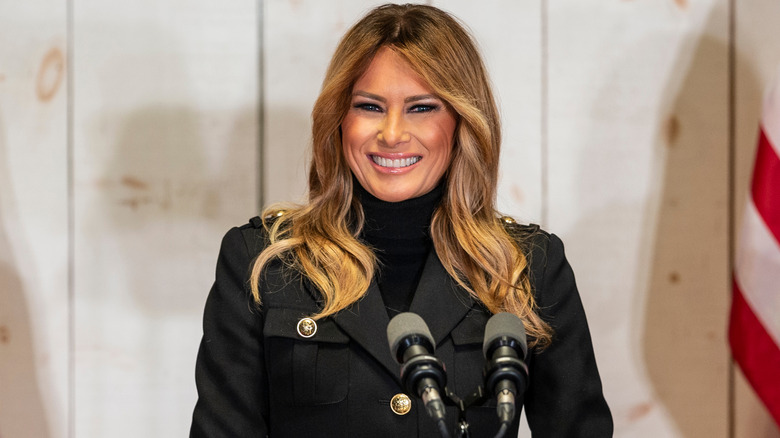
[0,1,69,437]
[72,1,259,436]
[439,0,543,223]
[263,0,389,205]
[547,1,730,436]
[264,0,543,222]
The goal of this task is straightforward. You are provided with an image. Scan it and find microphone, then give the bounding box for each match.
[387,313,448,427]
[482,312,529,427]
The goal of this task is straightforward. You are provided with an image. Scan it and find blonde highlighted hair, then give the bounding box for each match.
[250,3,551,348]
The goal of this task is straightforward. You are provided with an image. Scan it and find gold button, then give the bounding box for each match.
[296,318,317,338]
[390,393,411,415]
[501,216,516,224]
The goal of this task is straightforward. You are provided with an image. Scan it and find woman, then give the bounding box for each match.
[191,4,612,437]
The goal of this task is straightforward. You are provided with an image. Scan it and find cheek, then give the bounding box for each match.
[341,116,369,155]
[428,120,456,160]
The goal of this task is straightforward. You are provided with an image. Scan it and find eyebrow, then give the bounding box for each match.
[353,91,441,104]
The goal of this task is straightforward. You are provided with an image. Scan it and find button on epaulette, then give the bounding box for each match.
[265,210,285,219]
[262,209,286,223]
[500,217,542,240]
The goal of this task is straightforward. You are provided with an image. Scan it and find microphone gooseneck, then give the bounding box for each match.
[482,312,530,429]
[387,312,450,438]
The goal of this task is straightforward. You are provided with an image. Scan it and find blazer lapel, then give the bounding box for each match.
[305,250,477,382]
[410,250,476,347]
[330,281,401,382]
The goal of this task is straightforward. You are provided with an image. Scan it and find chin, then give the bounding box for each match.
[375,185,427,203]
[367,186,410,203]
[375,192,410,203]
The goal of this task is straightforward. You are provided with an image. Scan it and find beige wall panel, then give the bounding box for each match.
[264,0,543,221]
[72,1,258,436]
[437,0,543,222]
[264,0,397,206]
[734,0,780,436]
[0,2,69,438]
[548,1,730,436]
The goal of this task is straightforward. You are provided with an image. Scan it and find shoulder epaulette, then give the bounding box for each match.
[499,216,541,237]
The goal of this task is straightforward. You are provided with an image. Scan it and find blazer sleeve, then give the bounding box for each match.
[523,232,613,437]
[190,226,269,437]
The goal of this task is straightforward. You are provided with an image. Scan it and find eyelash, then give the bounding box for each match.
[354,103,382,112]
[352,103,439,113]
[410,104,437,113]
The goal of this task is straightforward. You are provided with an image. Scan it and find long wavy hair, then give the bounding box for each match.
[250,3,552,348]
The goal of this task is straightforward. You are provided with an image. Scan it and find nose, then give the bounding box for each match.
[377,111,410,147]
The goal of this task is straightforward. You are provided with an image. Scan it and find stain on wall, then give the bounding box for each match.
[121,175,150,190]
[665,115,681,147]
[35,47,65,103]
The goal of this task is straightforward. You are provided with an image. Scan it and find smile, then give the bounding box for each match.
[371,155,421,168]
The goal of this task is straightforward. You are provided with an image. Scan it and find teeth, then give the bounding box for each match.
[372,156,420,168]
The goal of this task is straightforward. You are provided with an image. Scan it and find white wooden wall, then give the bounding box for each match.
[1,1,778,437]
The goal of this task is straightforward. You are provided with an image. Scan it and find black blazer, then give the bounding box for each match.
[190,217,613,437]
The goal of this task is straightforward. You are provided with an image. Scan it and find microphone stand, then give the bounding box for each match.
[442,385,489,438]
[441,379,519,438]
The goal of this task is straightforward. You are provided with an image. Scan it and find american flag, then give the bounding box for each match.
[729,69,780,427]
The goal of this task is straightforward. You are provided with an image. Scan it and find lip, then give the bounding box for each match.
[368,153,422,174]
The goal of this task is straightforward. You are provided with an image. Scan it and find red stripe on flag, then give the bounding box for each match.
[729,279,780,425]
[752,128,780,244]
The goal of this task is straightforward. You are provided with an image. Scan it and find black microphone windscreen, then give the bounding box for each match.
[387,312,435,361]
[483,312,528,358]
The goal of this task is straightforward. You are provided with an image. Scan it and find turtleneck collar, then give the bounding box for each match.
[353,178,444,241]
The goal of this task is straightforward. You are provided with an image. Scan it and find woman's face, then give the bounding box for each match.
[342,47,457,203]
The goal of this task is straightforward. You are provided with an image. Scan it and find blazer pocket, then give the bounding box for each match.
[264,308,350,407]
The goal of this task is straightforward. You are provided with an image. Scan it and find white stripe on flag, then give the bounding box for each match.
[735,199,780,346]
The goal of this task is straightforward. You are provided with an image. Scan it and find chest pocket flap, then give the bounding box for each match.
[263,307,350,406]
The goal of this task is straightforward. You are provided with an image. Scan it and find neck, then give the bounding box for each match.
[353,179,444,317]
[355,181,444,241]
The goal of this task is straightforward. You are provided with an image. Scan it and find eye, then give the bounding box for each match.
[409,104,438,113]
[353,102,383,113]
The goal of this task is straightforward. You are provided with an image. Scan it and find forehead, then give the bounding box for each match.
[352,47,433,95]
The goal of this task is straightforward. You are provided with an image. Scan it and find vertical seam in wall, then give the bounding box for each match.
[727,0,736,436]
[540,0,549,227]
[257,0,265,211]
[66,0,75,436]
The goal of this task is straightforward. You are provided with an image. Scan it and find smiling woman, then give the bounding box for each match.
[191,4,612,438]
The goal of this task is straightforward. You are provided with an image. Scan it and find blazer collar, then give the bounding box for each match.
[409,250,476,346]
[329,250,477,380]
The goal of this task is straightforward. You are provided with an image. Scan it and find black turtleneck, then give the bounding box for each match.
[354,182,444,318]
